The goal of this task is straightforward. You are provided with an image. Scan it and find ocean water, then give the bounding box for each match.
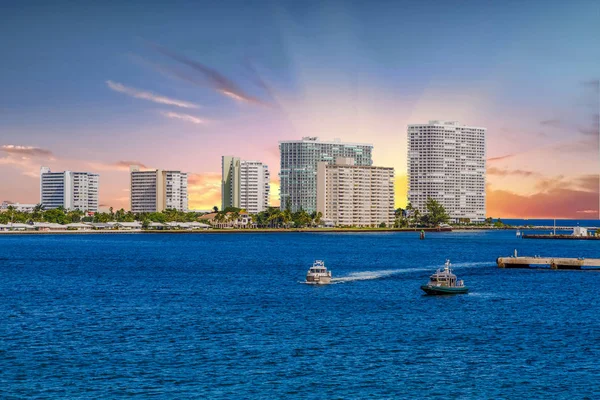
[0,231,599,399]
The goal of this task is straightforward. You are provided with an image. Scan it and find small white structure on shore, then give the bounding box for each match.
[115,222,142,230]
[66,223,92,230]
[573,227,588,237]
[34,222,67,231]
[6,223,36,231]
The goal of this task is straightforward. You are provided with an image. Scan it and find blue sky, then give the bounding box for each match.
[1,0,598,216]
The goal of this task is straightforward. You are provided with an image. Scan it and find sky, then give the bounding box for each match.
[0,0,598,218]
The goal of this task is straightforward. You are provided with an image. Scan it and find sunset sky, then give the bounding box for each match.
[1,0,598,218]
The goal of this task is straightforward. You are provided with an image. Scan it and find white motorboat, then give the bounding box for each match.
[305,260,332,285]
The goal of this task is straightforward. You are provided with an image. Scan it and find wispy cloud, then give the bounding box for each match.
[114,161,149,170]
[540,119,562,128]
[487,154,515,162]
[106,80,199,109]
[582,79,600,93]
[150,43,270,106]
[1,145,54,158]
[487,167,539,177]
[576,209,599,214]
[0,144,54,177]
[86,160,149,172]
[161,111,206,125]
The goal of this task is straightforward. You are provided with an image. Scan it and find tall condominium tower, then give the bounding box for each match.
[40,167,99,212]
[130,166,188,213]
[407,120,486,222]
[317,157,395,227]
[279,137,373,213]
[221,156,270,214]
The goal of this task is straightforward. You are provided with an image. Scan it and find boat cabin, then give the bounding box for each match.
[427,260,464,288]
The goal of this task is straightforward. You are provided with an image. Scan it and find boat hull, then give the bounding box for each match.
[420,285,468,295]
[305,276,332,285]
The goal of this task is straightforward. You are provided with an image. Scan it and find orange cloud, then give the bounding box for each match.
[187,172,221,210]
[487,175,599,218]
[487,167,539,177]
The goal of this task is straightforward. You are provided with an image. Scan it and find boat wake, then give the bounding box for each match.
[330,262,490,284]
[331,268,425,283]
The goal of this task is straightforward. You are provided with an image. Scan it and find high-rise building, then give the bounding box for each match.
[40,167,99,212]
[407,120,486,222]
[279,137,373,213]
[130,166,188,213]
[317,157,395,227]
[221,156,270,214]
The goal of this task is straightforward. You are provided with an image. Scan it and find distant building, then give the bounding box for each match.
[317,157,395,227]
[407,121,486,222]
[40,167,99,212]
[130,165,188,213]
[0,201,37,213]
[279,137,373,213]
[221,156,270,214]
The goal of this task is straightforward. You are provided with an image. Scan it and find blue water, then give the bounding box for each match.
[1,232,599,398]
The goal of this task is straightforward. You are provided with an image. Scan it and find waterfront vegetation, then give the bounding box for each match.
[0,199,510,230]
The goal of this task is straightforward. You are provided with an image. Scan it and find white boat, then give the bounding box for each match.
[305,260,332,285]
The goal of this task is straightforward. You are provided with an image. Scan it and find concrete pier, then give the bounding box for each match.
[497,256,600,270]
[522,234,600,240]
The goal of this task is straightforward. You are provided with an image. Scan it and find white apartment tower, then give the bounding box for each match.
[279,137,373,213]
[407,121,486,222]
[221,156,270,214]
[40,167,99,212]
[317,157,395,227]
[130,166,188,213]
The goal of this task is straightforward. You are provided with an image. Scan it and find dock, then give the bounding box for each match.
[522,234,600,240]
[497,256,600,270]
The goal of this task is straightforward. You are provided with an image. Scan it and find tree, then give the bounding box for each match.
[32,203,45,222]
[142,219,151,229]
[68,209,84,223]
[43,208,68,224]
[6,205,16,224]
[313,211,323,227]
[281,208,292,228]
[422,198,450,227]
[379,222,387,228]
[213,206,219,213]
[405,202,421,227]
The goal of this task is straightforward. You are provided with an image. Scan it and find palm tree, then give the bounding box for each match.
[33,203,45,222]
[230,211,240,228]
[281,209,292,228]
[267,211,280,228]
[313,211,323,227]
[214,212,225,227]
[6,205,16,224]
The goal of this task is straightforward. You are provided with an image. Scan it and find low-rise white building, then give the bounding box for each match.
[317,157,395,227]
[1,201,37,213]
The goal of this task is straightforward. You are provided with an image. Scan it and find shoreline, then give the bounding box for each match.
[1,226,596,235]
[0,227,452,235]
